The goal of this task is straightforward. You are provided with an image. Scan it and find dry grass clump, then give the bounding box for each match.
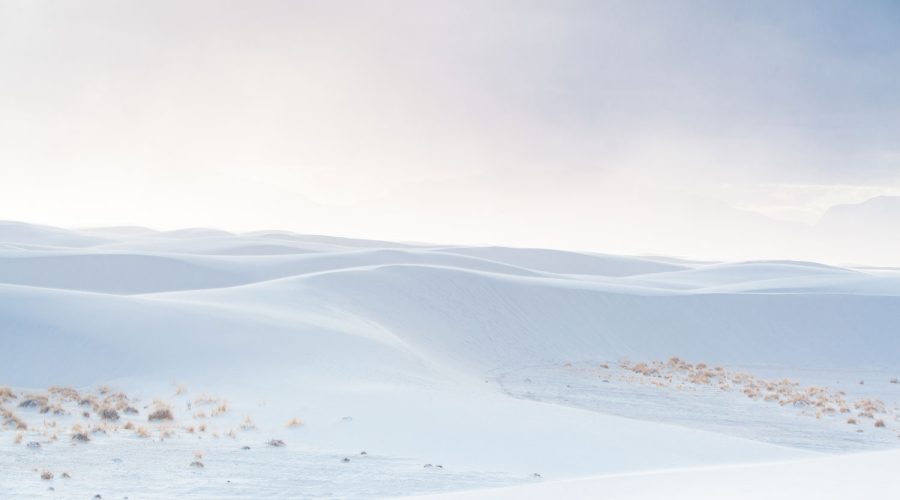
[14,431,24,444]
[175,384,188,396]
[100,392,132,411]
[148,402,174,422]
[854,398,886,417]
[193,411,208,419]
[875,419,886,428]
[286,417,304,428]
[193,395,220,405]
[71,426,91,443]
[2,407,28,430]
[617,356,897,429]
[0,386,15,401]
[48,386,80,402]
[240,415,256,430]
[41,470,53,480]
[18,394,48,409]
[135,426,151,438]
[99,407,120,421]
[211,401,230,417]
[123,421,135,430]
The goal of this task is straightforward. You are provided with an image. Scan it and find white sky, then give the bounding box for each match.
[2,1,899,262]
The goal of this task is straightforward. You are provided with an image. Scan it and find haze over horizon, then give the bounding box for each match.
[2,0,899,264]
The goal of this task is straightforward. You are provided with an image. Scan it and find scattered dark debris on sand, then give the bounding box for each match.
[190,461,205,468]
[72,432,91,443]
[26,441,41,449]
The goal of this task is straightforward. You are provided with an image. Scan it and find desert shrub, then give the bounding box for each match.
[286,417,304,428]
[99,407,120,421]
[148,408,173,421]
[48,386,80,401]
[19,395,48,409]
[211,401,230,417]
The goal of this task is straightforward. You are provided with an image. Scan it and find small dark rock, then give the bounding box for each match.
[241,446,251,450]
[267,439,286,447]
[190,461,205,468]
[360,451,367,455]
[26,441,41,449]
[424,464,433,468]
[342,457,351,463]
[532,472,542,478]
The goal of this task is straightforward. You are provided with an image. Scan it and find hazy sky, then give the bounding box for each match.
[2,1,899,259]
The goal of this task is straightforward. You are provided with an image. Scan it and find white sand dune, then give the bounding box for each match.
[1,221,899,498]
